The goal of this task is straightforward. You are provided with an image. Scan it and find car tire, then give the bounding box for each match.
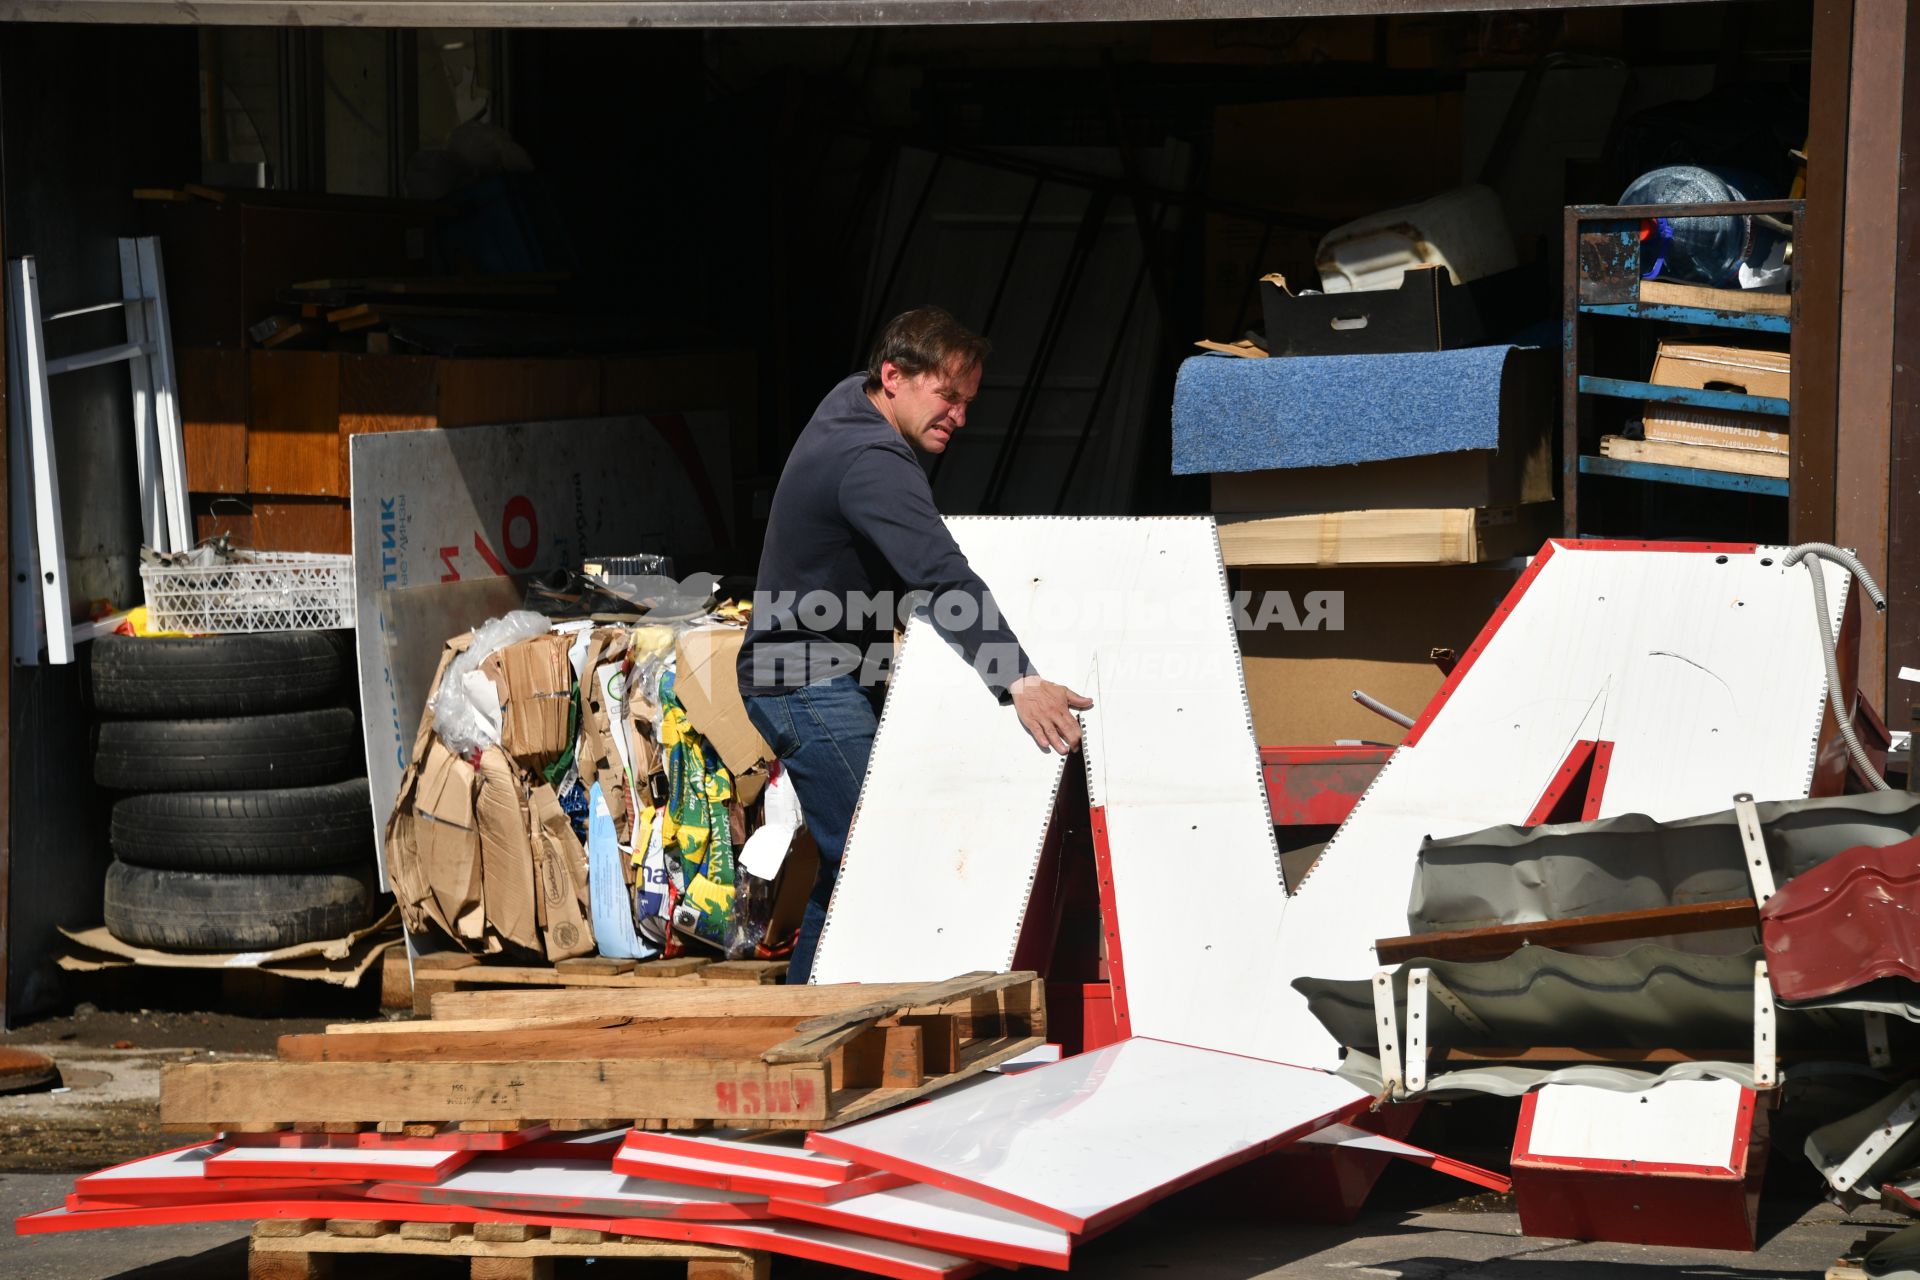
[110,780,375,873]
[94,708,359,792]
[90,632,349,718]
[101,860,382,952]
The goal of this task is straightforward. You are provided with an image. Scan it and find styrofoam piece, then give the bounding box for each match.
[364,1157,770,1220]
[1274,541,1853,1068]
[809,1038,1368,1232]
[620,1129,868,1182]
[223,1123,554,1152]
[203,1143,474,1184]
[72,1142,341,1198]
[811,518,1287,1070]
[613,1147,908,1203]
[1523,1079,1747,1170]
[772,1182,1074,1270]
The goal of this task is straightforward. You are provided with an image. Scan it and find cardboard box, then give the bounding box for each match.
[1217,504,1556,568]
[483,633,576,774]
[1238,565,1523,745]
[674,625,773,777]
[1642,341,1791,455]
[1209,348,1556,517]
[1260,266,1487,358]
[1640,410,1788,455]
[1647,341,1790,400]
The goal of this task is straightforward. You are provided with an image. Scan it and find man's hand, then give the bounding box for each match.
[1010,675,1095,754]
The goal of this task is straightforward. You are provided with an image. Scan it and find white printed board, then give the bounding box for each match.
[809,1037,1367,1233]
[349,414,730,873]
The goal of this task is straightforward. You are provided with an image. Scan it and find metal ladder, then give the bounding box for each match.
[8,236,188,665]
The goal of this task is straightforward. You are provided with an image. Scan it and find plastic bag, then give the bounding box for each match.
[431,610,552,756]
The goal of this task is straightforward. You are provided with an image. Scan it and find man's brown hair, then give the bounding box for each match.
[863,306,991,393]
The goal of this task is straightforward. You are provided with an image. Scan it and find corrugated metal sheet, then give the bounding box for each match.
[1297,943,1824,1054]
[1763,835,1920,1002]
[1409,791,1920,941]
[0,0,1723,27]
[1333,1049,1763,1100]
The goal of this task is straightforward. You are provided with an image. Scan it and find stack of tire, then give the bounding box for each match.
[90,631,386,953]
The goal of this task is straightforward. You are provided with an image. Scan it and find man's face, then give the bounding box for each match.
[880,358,982,455]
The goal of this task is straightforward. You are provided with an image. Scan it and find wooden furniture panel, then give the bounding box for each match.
[250,351,344,497]
[437,359,601,429]
[178,347,248,494]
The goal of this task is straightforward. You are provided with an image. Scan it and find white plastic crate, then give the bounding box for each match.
[139,551,354,634]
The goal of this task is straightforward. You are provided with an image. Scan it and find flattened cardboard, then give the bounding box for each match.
[528,782,596,960]
[674,625,773,777]
[474,747,541,953]
[484,633,575,773]
[57,911,399,987]
[412,741,486,942]
[384,638,486,946]
[579,628,635,845]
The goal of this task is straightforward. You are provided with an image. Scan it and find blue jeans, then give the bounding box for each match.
[742,676,883,984]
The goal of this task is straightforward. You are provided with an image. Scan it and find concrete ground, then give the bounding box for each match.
[0,996,1910,1279]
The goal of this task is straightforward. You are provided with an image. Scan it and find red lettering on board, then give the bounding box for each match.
[472,532,509,577]
[713,1082,738,1114]
[791,1077,817,1112]
[501,495,538,569]
[739,1081,763,1116]
[438,546,461,583]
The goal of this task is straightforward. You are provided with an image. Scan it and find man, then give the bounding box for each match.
[737,306,1092,984]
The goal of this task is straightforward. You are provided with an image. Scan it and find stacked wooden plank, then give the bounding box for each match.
[400,953,790,1016]
[161,973,1045,1134]
[20,974,1047,1278]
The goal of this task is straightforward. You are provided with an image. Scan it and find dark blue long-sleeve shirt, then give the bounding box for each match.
[736,374,1033,701]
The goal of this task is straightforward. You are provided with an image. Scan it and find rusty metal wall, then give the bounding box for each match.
[1833,0,1907,715]
[1890,4,1920,739]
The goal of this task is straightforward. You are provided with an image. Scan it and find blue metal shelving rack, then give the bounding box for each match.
[1561,199,1804,534]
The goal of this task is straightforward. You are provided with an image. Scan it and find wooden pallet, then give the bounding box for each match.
[249,1218,766,1280]
[164,971,1044,1133]
[408,954,789,1014]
